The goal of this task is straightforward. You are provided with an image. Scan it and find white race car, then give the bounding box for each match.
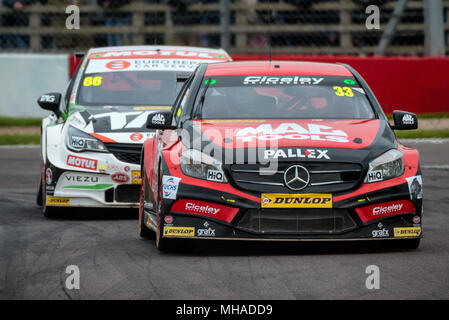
[36,45,232,217]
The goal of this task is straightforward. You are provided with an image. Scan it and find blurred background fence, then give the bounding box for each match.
[0,0,447,55]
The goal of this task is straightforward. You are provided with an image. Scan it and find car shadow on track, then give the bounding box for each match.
[158,239,421,256]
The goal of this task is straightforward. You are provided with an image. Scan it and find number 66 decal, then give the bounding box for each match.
[83,76,102,87]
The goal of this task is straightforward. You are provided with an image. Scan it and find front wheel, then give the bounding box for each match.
[42,180,58,219]
[139,166,155,239]
[40,165,58,218]
[155,165,175,252]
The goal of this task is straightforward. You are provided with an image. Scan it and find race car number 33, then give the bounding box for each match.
[261,193,333,208]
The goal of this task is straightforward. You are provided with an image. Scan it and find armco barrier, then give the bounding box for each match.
[232,55,449,114]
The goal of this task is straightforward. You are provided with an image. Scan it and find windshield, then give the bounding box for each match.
[77,70,181,106]
[195,75,375,119]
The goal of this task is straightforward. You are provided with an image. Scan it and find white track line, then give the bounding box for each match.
[0,145,39,149]
[422,165,449,170]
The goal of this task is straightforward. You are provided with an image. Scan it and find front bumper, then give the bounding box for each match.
[155,180,422,241]
[44,154,142,208]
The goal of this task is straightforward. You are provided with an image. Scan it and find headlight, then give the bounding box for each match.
[365,149,404,183]
[180,149,228,183]
[66,126,107,153]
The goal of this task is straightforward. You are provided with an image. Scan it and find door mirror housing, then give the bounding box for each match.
[38,93,62,116]
[391,110,418,130]
[146,111,176,130]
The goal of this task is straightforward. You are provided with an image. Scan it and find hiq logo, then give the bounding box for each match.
[367,170,383,183]
[207,170,224,182]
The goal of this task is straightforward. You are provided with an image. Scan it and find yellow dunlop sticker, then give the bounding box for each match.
[131,170,142,184]
[261,193,332,208]
[393,227,422,238]
[163,227,195,238]
[46,197,70,206]
[133,106,171,110]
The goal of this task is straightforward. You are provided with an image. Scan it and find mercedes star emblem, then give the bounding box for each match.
[283,165,310,191]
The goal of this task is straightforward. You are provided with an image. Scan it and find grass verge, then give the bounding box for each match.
[0,134,40,145]
[0,117,41,127]
[387,113,449,120]
[396,129,449,139]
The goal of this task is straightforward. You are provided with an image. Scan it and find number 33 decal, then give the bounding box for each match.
[333,86,354,97]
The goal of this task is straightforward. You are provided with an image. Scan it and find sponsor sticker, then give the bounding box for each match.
[406,175,423,200]
[171,199,239,223]
[402,114,414,125]
[46,197,70,206]
[197,228,215,236]
[132,170,142,184]
[372,228,389,238]
[40,94,56,102]
[105,60,131,70]
[65,174,99,183]
[235,123,349,143]
[87,58,219,74]
[89,50,228,60]
[243,76,324,86]
[164,215,174,224]
[162,176,181,199]
[261,193,332,208]
[45,168,53,185]
[355,200,416,223]
[66,155,98,171]
[207,170,224,182]
[152,113,165,125]
[393,227,422,238]
[112,173,129,183]
[197,222,215,237]
[130,132,143,142]
[198,222,216,237]
[264,148,330,160]
[367,170,383,183]
[163,226,195,238]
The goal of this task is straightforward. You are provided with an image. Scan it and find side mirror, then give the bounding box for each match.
[38,93,62,116]
[391,110,418,130]
[146,111,176,130]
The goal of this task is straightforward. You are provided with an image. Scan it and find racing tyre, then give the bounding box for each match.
[155,165,175,252]
[139,165,155,239]
[40,165,58,218]
[36,179,43,206]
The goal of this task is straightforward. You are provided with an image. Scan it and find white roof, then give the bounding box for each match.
[84,45,231,74]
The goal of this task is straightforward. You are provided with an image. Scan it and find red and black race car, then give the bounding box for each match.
[139,61,423,251]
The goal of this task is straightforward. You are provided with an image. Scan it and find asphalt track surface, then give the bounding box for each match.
[0,140,448,300]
